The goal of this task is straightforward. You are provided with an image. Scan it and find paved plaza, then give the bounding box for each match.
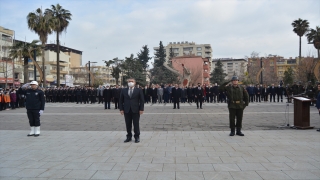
[0,102,319,179]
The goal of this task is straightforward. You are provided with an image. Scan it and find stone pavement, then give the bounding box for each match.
[0,130,319,180]
[0,102,320,179]
[1,102,319,131]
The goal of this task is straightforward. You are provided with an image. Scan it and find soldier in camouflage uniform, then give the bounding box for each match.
[223,76,249,136]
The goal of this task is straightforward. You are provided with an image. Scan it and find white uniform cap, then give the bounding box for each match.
[30,81,38,85]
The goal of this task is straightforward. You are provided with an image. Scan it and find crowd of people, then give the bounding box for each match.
[0,80,318,111]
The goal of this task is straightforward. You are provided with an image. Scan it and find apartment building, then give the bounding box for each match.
[70,65,121,86]
[0,26,14,88]
[212,58,248,80]
[154,41,212,63]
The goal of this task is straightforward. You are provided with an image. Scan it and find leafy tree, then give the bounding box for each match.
[210,59,227,85]
[121,54,146,86]
[137,45,151,71]
[27,8,52,87]
[104,57,123,85]
[154,41,166,67]
[283,66,294,86]
[150,41,178,84]
[9,40,42,83]
[45,4,72,87]
[306,26,320,59]
[292,18,309,62]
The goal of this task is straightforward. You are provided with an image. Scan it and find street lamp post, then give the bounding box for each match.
[87,61,97,86]
[260,58,263,85]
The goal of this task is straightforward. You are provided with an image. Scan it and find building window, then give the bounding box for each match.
[197,47,202,51]
[14,73,19,79]
[197,52,202,56]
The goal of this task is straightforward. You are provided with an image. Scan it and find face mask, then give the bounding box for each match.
[198,85,200,87]
[128,82,134,87]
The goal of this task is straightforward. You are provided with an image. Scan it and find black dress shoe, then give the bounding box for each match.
[124,138,132,143]
[135,138,140,143]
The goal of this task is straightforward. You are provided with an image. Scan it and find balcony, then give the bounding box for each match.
[50,70,68,74]
[205,48,211,53]
[203,72,210,78]
[203,64,209,70]
[48,61,68,66]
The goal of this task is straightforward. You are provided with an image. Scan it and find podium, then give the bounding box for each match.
[292,97,314,129]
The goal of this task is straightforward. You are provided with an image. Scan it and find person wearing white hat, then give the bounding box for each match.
[21,81,45,137]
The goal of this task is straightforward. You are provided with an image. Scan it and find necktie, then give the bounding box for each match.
[129,88,133,97]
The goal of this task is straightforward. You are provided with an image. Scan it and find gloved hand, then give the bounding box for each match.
[39,110,44,115]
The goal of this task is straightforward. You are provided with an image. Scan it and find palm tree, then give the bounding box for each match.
[9,40,42,83]
[292,18,309,62]
[27,8,52,87]
[306,26,320,59]
[45,4,72,87]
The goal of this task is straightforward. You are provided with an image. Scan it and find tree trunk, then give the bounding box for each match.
[299,36,301,64]
[56,33,60,87]
[23,57,28,83]
[42,43,46,87]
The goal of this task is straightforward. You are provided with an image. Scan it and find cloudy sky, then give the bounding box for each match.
[0,0,319,66]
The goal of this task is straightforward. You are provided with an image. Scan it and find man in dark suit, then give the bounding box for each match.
[103,85,113,109]
[269,84,276,102]
[119,78,144,143]
[171,84,181,109]
[194,83,204,109]
[112,85,121,109]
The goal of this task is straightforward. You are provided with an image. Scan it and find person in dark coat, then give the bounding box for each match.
[194,83,204,109]
[10,89,17,109]
[21,81,45,137]
[103,85,113,109]
[180,86,187,103]
[277,84,284,102]
[171,84,181,109]
[163,85,170,103]
[112,85,121,109]
[119,78,144,143]
[315,83,320,131]
[268,84,276,102]
[150,85,157,104]
[255,85,262,102]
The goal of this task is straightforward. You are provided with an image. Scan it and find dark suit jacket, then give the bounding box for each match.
[119,87,144,113]
[171,88,181,101]
[194,87,204,97]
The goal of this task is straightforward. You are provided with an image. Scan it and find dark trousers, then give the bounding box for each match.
[256,94,261,102]
[105,101,110,109]
[98,95,103,103]
[249,94,254,102]
[124,109,140,139]
[114,98,119,109]
[195,96,203,108]
[173,100,180,109]
[270,94,275,102]
[27,109,40,126]
[277,94,283,102]
[228,108,244,128]
[10,102,15,109]
[76,95,82,104]
[152,97,157,104]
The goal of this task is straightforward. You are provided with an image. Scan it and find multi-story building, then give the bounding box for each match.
[247,55,302,85]
[70,65,122,86]
[11,41,83,86]
[154,41,212,63]
[212,58,248,80]
[0,26,14,88]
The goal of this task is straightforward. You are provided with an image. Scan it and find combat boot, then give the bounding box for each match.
[236,128,244,136]
[34,127,40,137]
[229,128,235,136]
